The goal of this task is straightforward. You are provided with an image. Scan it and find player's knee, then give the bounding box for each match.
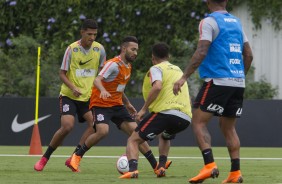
[96,128,109,138]
[61,124,74,133]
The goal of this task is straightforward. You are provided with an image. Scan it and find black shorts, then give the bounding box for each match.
[135,113,190,141]
[92,105,134,129]
[193,80,244,117]
[59,95,90,123]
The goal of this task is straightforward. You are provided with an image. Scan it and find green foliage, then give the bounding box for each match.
[0,0,280,98]
[241,0,282,30]
[0,35,39,96]
[0,35,61,96]
[245,77,279,99]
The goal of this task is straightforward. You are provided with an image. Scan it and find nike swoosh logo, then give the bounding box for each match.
[11,114,51,133]
[79,58,92,65]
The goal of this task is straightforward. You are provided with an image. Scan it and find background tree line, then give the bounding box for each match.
[0,0,280,98]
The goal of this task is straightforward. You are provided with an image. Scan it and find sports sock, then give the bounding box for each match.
[158,155,167,169]
[73,144,81,154]
[231,158,240,171]
[76,143,89,157]
[143,150,157,169]
[128,159,138,172]
[202,148,214,165]
[43,145,56,159]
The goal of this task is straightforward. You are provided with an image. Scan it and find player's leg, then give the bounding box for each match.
[69,107,111,171]
[113,105,158,172]
[34,96,76,171]
[78,110,95,146]
[189,81,222,183]
[65,107,94,171]
[220,87,244,183]
[120,119,157,179]
[220,117,243,183]
[189,108,219,183]
[119,130,143,178]
[156,114,190,174]
[69,123,109,171]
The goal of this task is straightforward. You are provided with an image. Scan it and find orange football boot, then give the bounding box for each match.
[222,170,243,183]
[189,162,219,183]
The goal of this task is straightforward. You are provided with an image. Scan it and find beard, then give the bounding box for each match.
[125,54,136,63]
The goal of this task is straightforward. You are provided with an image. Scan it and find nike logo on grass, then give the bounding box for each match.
[79,58,92,65]
[11,114,51,133]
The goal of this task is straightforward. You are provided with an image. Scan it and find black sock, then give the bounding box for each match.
[143,150,157,169]
[231,158,240,171]
[128,159,138,172]
[43,145,56,160]
[76,143,90,157]
[73,144,81,154]
[158,155,167,169]
[202,148,214,165]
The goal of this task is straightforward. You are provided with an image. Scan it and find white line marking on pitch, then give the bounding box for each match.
[0,154,281,160]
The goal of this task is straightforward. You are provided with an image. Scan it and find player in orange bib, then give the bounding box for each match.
[69,36,166,173]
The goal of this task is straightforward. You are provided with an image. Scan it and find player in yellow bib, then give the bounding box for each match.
[34,19,106,172]
[120,42,192,179]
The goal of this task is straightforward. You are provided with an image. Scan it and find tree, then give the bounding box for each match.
[0,0,281,98]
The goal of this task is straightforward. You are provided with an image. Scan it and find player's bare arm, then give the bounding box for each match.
[173,40,210,95]
[94,75,111,99]
[242,42,253,75]
[136,80,162,122]
[59,70,82,97]
[122,93,137,117]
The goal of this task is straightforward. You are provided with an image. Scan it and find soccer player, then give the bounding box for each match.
[120,42,192,179]
[34,19,106,172]
[69,36,170,173]
[173,0,253,183]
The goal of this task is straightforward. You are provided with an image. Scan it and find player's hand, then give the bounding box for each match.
[135,108,146,123]
[125,103,137,118]
[173,78,186,95]
[100,90,111,99]
[72,87,82,97]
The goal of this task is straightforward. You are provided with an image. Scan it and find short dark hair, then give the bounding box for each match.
[122,36,138,45]
[152,42,169,59]
[81,19,98,30]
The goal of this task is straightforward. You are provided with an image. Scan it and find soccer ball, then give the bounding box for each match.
[116,155,129,174]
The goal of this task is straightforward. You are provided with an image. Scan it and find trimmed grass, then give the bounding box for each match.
[0,146,281,184]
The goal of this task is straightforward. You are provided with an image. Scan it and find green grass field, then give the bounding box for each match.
[0,146,281,184]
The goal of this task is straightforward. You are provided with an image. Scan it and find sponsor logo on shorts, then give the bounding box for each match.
[207,103,224,115]
[146,133,156,140]
[236,108,242,116]
[63,104,70,112]
[96,114,104,121]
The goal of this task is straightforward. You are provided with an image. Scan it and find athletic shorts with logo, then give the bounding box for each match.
[59,95,90,122]
[92,105,134,129]
[135,113,190,141]
[193,80,244,117]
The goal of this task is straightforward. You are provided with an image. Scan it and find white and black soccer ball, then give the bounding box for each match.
[116,154,129,174]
